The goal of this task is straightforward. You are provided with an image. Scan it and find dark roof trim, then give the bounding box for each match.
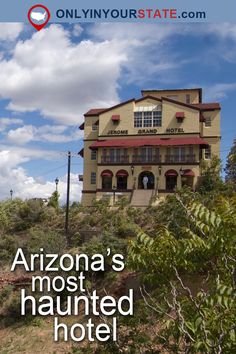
[84,98,135,117]
[192,103,221,111]
[78,148,84,158]
[79,123,84,130]
[162,97,200,111]
[135,95,162,103]
[96,98,135,115]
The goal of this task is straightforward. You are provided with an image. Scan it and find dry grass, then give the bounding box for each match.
[0,316,93,354]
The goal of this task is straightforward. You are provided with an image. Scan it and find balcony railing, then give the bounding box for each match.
[165,154,196,163]
[101,154,196,164]
[132,155,161,163]
[101,155,129,164]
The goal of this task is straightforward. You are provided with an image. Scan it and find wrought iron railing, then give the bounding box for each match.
[165,154,196,163]
[101,155,129,164]
[132,155,161,163]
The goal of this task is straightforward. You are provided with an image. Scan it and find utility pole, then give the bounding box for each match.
[65,151,71,244]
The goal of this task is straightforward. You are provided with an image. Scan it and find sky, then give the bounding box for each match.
[0,22,235,203]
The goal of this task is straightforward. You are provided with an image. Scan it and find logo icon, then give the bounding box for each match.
[28,4,50,31]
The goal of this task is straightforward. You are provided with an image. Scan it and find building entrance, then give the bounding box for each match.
[138,171,155,189]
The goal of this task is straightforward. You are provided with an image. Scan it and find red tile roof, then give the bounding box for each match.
[90,137,209,149]
[84,108,107,116]
[192,103,221,110]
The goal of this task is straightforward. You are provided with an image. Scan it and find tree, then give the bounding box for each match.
[128,194,236,353]
[225,138,236,183]
[197,155,223,193]
[48,191,60,209]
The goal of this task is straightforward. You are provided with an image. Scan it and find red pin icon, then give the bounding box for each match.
[28,4,51,31]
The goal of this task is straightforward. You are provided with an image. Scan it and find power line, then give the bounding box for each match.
[39,163,67,177]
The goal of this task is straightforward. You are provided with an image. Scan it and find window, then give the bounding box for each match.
[205,116,212,127]
[140,147,153,163]
[186,94,191,104]
[102,176,112,189]
[153,110,162,127]
[166,176,177,191]
[143,111,152,127]
[92,123,98,131]
[117,176,128,190]
[173,147,186,162]
[91,150,97,160]
[205,146,211,159]
[134,112,142,127]
[90,172,96,184]
[134,108,162,128]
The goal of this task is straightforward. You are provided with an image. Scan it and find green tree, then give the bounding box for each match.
[197,155,223,193]
[48,190,60,209]
[128,195,236,353]
[225,138,236,183]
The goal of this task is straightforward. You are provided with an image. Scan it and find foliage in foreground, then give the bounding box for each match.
[128,194,236,353]
[0,176,235,353]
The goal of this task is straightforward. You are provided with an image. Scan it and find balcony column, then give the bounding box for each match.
[177,169,182,189]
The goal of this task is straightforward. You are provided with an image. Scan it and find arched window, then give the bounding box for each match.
[165,169,178,191]
[181,169,195,189]
[116,170,128,190]
[101,170,113,190]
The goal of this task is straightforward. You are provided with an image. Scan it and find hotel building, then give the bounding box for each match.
[79,88,220,207]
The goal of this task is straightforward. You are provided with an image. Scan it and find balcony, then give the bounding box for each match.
[132,155,161,163]
[101,155,129,164]
[165,154,196,163]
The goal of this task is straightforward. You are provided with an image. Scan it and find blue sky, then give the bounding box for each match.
[0,22,235,202]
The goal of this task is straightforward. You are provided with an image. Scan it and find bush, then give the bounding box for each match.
[25,227,66,255]
[0,234,21,265]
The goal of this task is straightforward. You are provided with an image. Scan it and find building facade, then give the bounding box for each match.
[79,88,221,206]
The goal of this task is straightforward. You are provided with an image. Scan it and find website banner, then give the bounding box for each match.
[1,0,236,23]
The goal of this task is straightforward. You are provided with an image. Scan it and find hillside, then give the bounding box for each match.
[0,178,236,353]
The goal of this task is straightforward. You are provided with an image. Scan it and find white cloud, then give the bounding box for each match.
[0,147,82,203]
[0,24,126,124]
[0,23,196,125]
[6,124,82,144]
[204,83,236,101]
[0,23,24,41]
[205,23,236,41]
[0,117,23,132]
[73,24,84,37]
[7,125,35,144]
[89,23,187,85]
[1,22,236,128]
[0,145,58,169]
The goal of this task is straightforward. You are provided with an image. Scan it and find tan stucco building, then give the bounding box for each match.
[79,88,221,206]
